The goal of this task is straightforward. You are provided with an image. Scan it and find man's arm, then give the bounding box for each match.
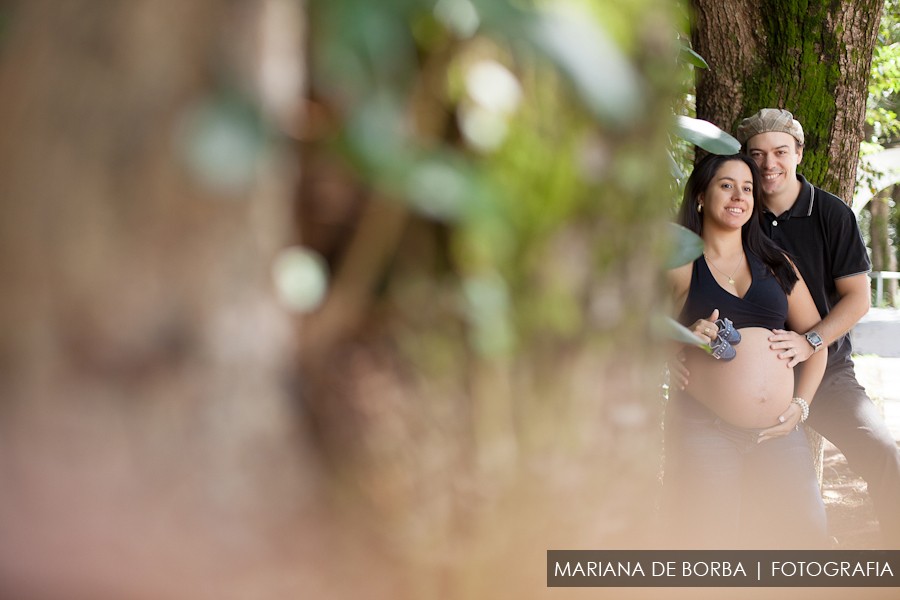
[769,272,871,367]
[814,273,871,344]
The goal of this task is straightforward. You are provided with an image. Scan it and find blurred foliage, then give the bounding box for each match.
[861,0,900,193]
[178,91,268,196]
[654,315,709,351]
[665,222,704,270]
[656,223,708,353]
[867,0,900,148]
[861,0,900,273]
[673,115,740,156]
[303,0,684,562]
[668,0,742,200]
[306,0,681,356]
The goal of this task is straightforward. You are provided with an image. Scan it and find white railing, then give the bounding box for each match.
[870,271,900,307]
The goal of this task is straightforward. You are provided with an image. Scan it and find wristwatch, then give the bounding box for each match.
[804,331,824,353]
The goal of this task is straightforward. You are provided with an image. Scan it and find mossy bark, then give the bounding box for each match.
[691,0,884,202]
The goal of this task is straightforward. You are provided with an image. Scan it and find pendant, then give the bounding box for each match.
[728,278,735,285]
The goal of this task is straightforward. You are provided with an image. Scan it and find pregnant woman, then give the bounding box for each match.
[665,153,828,549]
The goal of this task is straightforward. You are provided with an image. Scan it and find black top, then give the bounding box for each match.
[679,247,788,331]
[761,175,871,369]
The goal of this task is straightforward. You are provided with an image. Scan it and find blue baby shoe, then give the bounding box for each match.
[709,335,736,361]
[714,317,741,345]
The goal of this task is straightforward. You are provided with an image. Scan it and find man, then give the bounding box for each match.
[736,108,900,547]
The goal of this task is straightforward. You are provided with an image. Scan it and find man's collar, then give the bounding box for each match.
[794,174,815,217]
[764,174,815,219]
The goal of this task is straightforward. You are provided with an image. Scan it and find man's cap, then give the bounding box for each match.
[736,108,804,145]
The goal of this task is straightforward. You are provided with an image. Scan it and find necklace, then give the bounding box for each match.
[704,250,743,286]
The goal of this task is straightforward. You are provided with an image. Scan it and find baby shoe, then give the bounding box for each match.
[709,335,736,361]
[714,317,741,345]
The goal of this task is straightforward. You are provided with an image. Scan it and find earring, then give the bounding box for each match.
[697,203,703,213]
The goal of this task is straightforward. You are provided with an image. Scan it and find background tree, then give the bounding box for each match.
[866,0,900,150]
[863,0,900,304]
[690,0,884,201]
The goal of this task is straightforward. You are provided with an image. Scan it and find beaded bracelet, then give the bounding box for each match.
[791,397,810,423]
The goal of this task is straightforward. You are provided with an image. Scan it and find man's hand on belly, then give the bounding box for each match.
[768,328,813,368]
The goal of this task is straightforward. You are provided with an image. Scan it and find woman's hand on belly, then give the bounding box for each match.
[757,400,807,443]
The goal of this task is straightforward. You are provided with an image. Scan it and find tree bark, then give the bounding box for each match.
[691,0,884,202]
[0,2,392,598]
[869,186,898,304]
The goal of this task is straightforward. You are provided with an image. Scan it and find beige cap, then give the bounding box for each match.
[736,108,804,145]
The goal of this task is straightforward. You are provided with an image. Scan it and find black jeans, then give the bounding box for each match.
[664,395,828,549]
[807,362,900,547]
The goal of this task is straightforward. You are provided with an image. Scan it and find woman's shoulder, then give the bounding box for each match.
[667,260,694,296]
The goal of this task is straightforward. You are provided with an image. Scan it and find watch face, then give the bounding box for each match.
[806,332,823,347]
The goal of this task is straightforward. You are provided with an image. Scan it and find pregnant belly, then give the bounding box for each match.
[682,327,794,428]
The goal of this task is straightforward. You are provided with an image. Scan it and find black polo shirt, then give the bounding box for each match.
[761,174,871,369]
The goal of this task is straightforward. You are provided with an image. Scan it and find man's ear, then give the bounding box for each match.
[796,144,803,164]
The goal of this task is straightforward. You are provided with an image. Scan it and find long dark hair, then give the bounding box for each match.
[677,153,798,294]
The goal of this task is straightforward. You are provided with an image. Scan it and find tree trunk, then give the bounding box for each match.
[869,186,899,305]
[0,2,392,598]
[691,0,884,201]
[870,189,893,270]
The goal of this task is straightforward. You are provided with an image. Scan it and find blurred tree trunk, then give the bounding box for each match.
[893,184,900,306]
[0,2,394,599]
[870,188,893,269]
[869,187,899,305]
[691,0,884,200]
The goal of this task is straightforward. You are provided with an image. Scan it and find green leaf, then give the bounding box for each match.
[528,5,643,124]
[652,315,711,352]
[665,222,704,269]
[674,115,741,155]
[667,150,684,180]
[679,46,709,69]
